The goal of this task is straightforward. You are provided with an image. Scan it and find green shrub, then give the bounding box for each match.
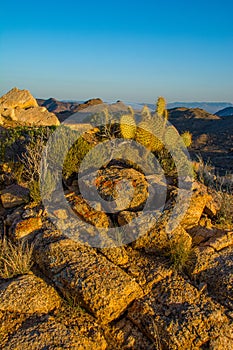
[63,136,93,179]
[0,126,55,164]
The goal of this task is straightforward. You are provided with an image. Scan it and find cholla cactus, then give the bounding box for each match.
[181,131,192,147]
[120,108,136,139]
[156,96,168,120]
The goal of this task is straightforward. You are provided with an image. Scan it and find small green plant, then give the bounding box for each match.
[62,291,86,313]
[0,239,34,279]
[166,236,192,272]
[0,126,55,164]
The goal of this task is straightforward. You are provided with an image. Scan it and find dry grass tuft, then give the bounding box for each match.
[166,236,193,272]
[0,238,34,279]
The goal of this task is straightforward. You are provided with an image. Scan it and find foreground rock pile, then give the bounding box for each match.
[0,159,233,349]
[0,91,233,348]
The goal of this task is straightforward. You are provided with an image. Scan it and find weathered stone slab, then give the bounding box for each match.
[33,230,143,323]
[132,210,192,253]
[179,181,212,229]
[13,106,60,126]
[2,313,107,350]
[194,246,233,311]
[9,217,42,241]
[0,274,61,314]
[71,195,111,228]
[201,229,233,251]
[128,274,233,349]
[123,248,172,294]
[0,184,29,209]
[99,246,129,265]
[105,318,155,350]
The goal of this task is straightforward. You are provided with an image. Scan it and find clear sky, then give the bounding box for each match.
[1,0,233,103]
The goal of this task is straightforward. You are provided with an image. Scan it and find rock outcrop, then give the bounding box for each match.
[0,87,38,109]
[33,229,143,324]
[0,88,60,127]
[0,274,61,314]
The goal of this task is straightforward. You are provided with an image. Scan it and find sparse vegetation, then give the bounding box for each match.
[63,135,93,179]
[28,180,41,204]
[166,236,193,272]
[0,238,34,279]
[215,191,233,228]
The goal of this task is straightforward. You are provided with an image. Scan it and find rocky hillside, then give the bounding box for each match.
[168,107,233,175]
[215,106,233,117]
[0,148,233,348]
[37,97,104,122]
[0,94,232,349]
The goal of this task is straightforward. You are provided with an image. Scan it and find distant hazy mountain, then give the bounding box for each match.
[215,106,233,117]
[166,102,233,114]
[121,101,233,114]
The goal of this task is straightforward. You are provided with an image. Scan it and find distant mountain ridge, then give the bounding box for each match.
[37,97,233,115]
[215,106,233,117]
[118,101,233,114]
[167,102,233,114]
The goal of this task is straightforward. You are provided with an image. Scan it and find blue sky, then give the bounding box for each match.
[1,0,233,102]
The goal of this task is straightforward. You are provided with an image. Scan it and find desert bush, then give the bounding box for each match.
[215,191,233,228]
[0,126,55,164]
[63,135,93,179]
[89,109,120,140]
[0,238,34,279]
[21,137,45,183]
